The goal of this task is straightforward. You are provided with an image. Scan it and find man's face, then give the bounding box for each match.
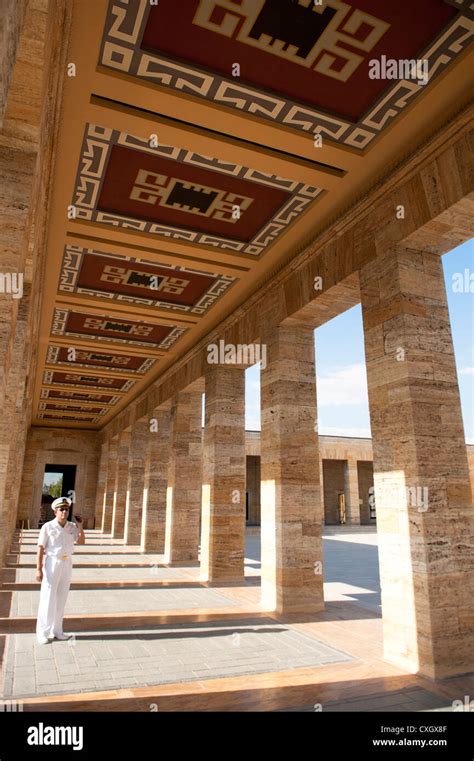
[55,507,68,525]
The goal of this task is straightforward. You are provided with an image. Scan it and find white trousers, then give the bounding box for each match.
[36,555,72,641]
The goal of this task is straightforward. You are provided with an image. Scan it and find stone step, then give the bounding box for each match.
[0,607,268,634]
[0,580,206,591]
[6,561,178,569]
[14,671,293,712]
[0,566,194,584]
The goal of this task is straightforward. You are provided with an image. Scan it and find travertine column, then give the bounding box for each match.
[0,290,29,556]
[141,409,170,552]
[101,437,118,533]
[124,419,148,546]
[164,390,202,563]
[95,442,109,529]
[201,365,246,583]
[111,429,130,540]
[360,245,474,678]
[0,152,34,560]
[344,459,361,525]
[260,324,324,613]
[319,457,325,525]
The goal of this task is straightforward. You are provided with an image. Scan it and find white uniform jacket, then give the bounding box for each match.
[38,518,80,560]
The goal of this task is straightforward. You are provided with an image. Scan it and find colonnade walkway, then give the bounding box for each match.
[0,528,472,712]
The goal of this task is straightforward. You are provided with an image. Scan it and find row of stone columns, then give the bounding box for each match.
[98,375,249,584]
[97,328,326,611]
[95,248,473,678]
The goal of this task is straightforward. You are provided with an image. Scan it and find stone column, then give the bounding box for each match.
[319,457,325,525]
[164,390,202,563]
[111,429,130,540]
[141,409,170,552]
[260,324,324,613]
[344,459,361,525]
[124,419,148,546]
[0,153,34,562]
[201,365,246,583]
[95,441,108,530]
[360,245,474,679]
[101,437,118,533]
[0,290,29,557]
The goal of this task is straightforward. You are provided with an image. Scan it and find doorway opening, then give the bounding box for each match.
[41,464,77,525]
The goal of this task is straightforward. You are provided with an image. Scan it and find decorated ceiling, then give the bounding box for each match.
[33,0,473,427]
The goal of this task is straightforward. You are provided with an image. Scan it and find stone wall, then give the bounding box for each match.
[244,437,473,526]
[0,0,71,565]
[17,427,100,528]
[358,461,375,524]
[246,455,260,525]
[322,459,346,524]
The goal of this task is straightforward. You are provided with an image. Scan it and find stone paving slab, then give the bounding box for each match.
[2,619,353,699]
[322,534,381,611]
[10,586,241,617]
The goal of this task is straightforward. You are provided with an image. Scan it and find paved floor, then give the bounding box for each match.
[323,530,381,612]
[3,619,353,699]
[2,527,383,703]
[11,587,242,616]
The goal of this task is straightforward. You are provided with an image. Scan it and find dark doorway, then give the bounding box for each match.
[42,464,77,522]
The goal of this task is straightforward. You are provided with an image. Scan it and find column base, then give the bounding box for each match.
[164,558,199,567]
[200,577,245,587]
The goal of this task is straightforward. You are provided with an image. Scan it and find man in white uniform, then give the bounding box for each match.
[36,496,85,644]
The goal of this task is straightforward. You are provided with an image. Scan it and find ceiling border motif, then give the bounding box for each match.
[99,0,473,150]
[39,389,121,405]
[50,308,186,350]
[37,412,101,424]
[42,370,136,392]
[38,402,108,417]
[58,245,237,316]
[72,124,323,255]
[45,345,156,375]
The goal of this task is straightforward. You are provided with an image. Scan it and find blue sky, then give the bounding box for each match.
[245,239,473,443]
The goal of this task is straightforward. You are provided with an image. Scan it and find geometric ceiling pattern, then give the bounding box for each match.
[51,306,187,350]
[45,346,156,375]
[58,246,235,316]
[42,371,136,392]
[72,125,324,255]
[100,0,469,149]
[32,0,473,428]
